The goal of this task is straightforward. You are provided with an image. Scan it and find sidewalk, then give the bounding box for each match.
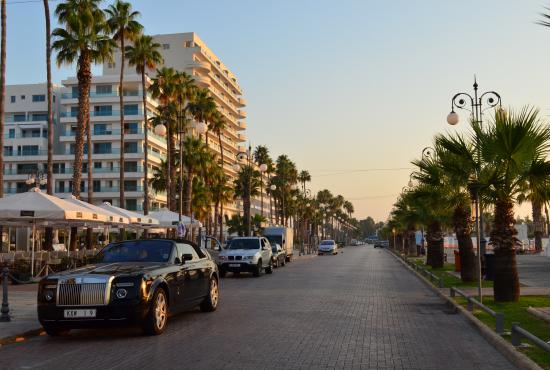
[0,283,42,344]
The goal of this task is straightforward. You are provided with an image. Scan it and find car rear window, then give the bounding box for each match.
[320,240,335,245]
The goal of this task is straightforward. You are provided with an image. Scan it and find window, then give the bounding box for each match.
[124,180,137,191]
[125,198,137,210]
[94,124,108,135]
[93,180,101,192]
[94,105,112,116]
[162,43,170,50]
[53,163,65,174]
[176,243,200,262]
[184,41,193,48]
[14,114,25,122]
[124,142,138,153]
[8,129,15,138]
[93,142,112,154]
[82,163,88,173]
[31,113,47,121]
[70,106,79,117]
[10,96,15,103]
[124,161,138,172]
[71,86,79,98]
[32,94,46,102]
[94,162,102,169]
[96,85,112,95]
[57,181,65,193]
[107,62,116,69]
[20,95,25,100]
[124,122,138,134]
[20,145,39,156]
[3,146,13,156]
[123,104,138,115]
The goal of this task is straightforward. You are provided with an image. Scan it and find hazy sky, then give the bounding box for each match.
[6,0,550,221]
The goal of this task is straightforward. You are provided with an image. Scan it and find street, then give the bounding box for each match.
[0,246,515,370]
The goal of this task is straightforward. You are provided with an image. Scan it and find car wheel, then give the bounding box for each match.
[142,288,168,335]
[253,261,262,277]
[200,277,219,312]
[43,325,70,337]
[266,260,273,274]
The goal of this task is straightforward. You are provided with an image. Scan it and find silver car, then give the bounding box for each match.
[218,237,273,277]
[318,240,338,255]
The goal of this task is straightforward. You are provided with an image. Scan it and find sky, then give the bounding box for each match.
[5,0,550,221]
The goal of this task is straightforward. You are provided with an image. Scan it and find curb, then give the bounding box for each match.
[386,248,543,370]
[0,327,44,347]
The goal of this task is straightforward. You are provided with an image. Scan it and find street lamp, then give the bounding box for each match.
[259,163,268,217]
[26,170,47,189]
[448,78,502,259]
[269,184,276,225]
[422,146,435,160]
[468,180,483,302]
[234,145,253,236]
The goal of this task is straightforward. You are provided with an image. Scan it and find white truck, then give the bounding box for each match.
[263,227,294,262]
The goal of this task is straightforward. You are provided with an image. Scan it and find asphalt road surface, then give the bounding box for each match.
[0,246,515,370]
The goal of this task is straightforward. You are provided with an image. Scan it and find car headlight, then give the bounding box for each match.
[243,255,254,260]
[44,290,55,302]
[116,288,128,299]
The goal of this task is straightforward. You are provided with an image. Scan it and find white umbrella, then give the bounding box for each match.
[61,195,130,225]
[148,208,202,228]
[0,188,105,276]
[99,202,159,227]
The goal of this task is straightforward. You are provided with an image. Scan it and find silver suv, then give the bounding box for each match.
[219,237,273,277]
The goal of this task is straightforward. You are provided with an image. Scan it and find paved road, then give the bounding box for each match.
[0,246,515,370]
[516,255,550,287]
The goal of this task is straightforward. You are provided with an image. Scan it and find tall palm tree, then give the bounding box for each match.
[105,0,142,213]
[0,0,6,203]
[53,0,114,249]
[181,136,211,220]
[211,171,233,242]
[234,165,261,236]
[52,0,115,200]
[43,0,54,250]
[481,107,550,301]
[125,34,163,215]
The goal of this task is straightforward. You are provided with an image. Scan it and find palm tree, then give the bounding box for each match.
[481,107,550,301]
[181,136,211,220]
[125,34,163,215]
[43,0,54,250]
[105,0,142,213]
[234,165,261,236]
[0,0,6,203]
[211,172,233,242]
[150,159,168,194]
[53,0,115,200]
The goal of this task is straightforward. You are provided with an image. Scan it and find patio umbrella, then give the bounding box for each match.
[99,202,159,227]
[148,208,202,228]
[0,188,105,275]
[61,195,130,225]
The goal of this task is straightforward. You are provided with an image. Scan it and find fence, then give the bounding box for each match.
[511,322,550,352]
[449,287,505,335]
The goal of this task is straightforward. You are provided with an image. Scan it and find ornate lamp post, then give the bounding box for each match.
[422,146,435,159]
[154,116,207,231]
[26,170,47,189]
[269,184,276,225]
[447,78,502,260]
[259,164,268,217]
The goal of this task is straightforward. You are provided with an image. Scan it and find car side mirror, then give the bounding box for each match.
[181,253,193,264]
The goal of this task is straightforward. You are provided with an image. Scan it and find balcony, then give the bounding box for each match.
[60,128,145,137]
[238,110,247,119]
[237,145,247,153]
[60,109,143,119]
[193,74,211,87]
[54,186,145,194]
[237,133,247,142]
[61,91,141,99]
[185,60,210,72]
[4,149,47,157]
[239,121,247,130]
[238,97,247,107]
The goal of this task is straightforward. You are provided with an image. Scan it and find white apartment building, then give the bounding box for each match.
[3,83,61,195]
[57,74,167,211]
[103,32,250,217]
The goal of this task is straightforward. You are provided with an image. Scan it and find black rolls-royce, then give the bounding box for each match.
[38,239,219,336]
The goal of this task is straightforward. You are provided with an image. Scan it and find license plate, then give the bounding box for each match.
[229,263,240,267]
[64,309,96,318]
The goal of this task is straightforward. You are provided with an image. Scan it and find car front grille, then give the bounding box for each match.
[235,256,242,260]
[228,256,235,261]
[57,277,112,306]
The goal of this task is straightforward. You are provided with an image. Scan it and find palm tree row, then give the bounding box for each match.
[387,107,550,302]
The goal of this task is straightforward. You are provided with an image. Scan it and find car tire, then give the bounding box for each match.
[142,288,168,336]
[265,260,273,274]
[200,277,219,312]
[253,261,262,277]
[43,325,70,337]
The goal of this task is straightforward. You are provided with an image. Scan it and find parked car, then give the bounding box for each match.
[37,239,219,336]
[318,240,338,255]
[218,237,273,277]
[374,240,389,248]
[271,243,286,268]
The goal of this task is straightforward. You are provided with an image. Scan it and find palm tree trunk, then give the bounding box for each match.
[0,0,5,250]
[169,124,177,211]
[213,201,219,238]
[142,70,149,216]
[219,200,224,242]
[244,185,251,237]
[118,35,126,240]
[532,200,543,253]
[218,131,224,239]
[184,168,193,216]
[73,52,91,199]
[43,0,53,251]
[86,111,93,248]
[427,221,444,268]
[491,198,520,302]
[453,204,476,282]
[407,226,417,256]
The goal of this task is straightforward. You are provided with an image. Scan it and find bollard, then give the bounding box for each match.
[495,313,504,335]
[0,267,11,322]
[467,297,473,312]
[511,322,520,346]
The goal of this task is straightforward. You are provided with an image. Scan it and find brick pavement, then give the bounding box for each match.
[0,246,515,369]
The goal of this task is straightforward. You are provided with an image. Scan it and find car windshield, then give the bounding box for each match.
[320,240,334,245]
[95,240,174,263]
[227,239,260,250]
